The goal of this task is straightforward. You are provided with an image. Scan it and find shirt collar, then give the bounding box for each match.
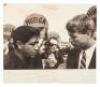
[85,44,96,55]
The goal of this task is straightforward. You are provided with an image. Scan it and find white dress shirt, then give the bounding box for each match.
[78,44,96,69]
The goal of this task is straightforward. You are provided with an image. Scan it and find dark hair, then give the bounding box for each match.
[87,6,96,28]
[87,6,96,17]
[66,14,89,34]
[12,26,40,47]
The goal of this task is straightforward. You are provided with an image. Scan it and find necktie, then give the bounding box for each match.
[80,50,86,69]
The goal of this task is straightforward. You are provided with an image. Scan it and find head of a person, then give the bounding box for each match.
[45,37,59,68]
[45,32,62,68]
[45,32,60,53]
[3,24,15,42]
[66,14,96,49]
[87,6,96,25]
[12,26,41,58]
[87,6,97,40]
[24,13,48,40]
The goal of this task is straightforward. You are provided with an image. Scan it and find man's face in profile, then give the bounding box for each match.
[69,31,90,49]
[17,36,42,58]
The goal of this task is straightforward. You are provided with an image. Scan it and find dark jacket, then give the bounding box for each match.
[4,50,43,69]
[66,48,96,69]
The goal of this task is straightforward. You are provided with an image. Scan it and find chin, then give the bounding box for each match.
[72,44,80,48]
[72,44,77,47]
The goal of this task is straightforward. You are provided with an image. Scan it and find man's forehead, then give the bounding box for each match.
[27,36,39,42]
[27,36,43,43]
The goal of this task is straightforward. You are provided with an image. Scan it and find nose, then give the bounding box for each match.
[34,39,44,50]
[34,44,39,50]
[38,39,44,47]
[69,38,73,43]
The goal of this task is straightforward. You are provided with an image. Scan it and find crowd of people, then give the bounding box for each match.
[4,6,96,69]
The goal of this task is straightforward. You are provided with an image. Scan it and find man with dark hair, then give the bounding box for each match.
[4,26,43,69]
[66,14,96,69]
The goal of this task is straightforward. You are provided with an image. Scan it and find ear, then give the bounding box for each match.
[16,40,23,49]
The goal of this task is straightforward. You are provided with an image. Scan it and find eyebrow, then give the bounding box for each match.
[32,41,39,43]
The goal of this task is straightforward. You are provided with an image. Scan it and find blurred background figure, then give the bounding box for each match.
[24,13,48,42]
[87,6,96,25]
[87,6,96,40]
[3,24,15,53]
[3,24,15,68]
[46,31,61,53]
[41,31,64,69]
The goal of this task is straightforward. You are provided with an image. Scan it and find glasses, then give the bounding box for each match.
[45,42,57,47]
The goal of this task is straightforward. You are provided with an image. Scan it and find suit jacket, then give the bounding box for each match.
[66,48,96,69]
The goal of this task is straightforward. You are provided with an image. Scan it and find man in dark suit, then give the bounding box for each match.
[66,13,96,69]
[4,26,43,69]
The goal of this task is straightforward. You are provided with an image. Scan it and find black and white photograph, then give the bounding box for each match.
[3,3,97,83]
